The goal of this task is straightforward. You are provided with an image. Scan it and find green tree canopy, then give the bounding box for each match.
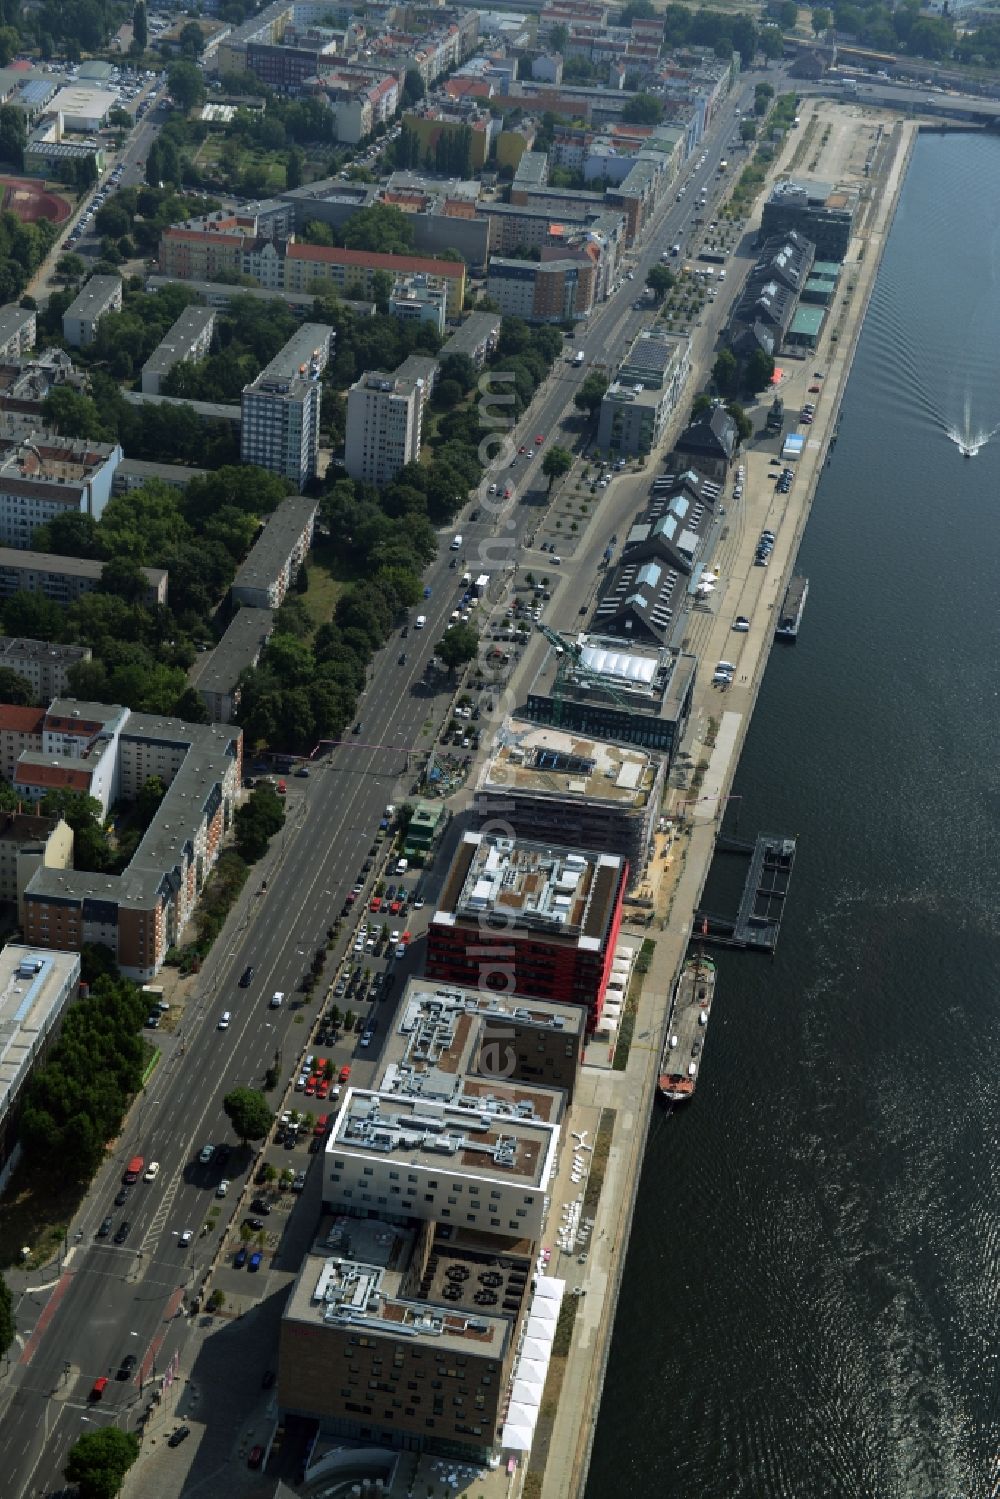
[234,782,285,862]
[0,666,34,704]
[574,371,608,415]
[744,348,776,393]
[713,348,738,395]
[541,445,573,489]
[403,67,425,105]
[65,1427,140,1499]
[340,204,414,255]
[223,1087,273,1145]
[726,401,753,443]
[132,1,148,51]
[622,94,663,125]
[167,60,206,111]
[436,622,479,674]
[646,264,676,299]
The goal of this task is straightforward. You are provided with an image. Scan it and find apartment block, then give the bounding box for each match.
[197,607,273,722]
[61,276,123,348]
[139,305,216,396]
[0,812,73,924]
[0,946,81,1192]
[0,703,43,783]
[0,637,92,702]
[230,494,318,609]
[0,305,37,361]
[476,719,666,889]
[111,460,208,496]
[306,66,399,144]
[283,243,466,316]
[389,275,448,335]
[597,331,691,456]
[344,371,423,488]
[0,546,167,608]
[326,1087,560,1240]
[525,633,696,761]
[385,977,585,1105]
[438,311,501,369]
[278,1220,520,1459]
[0,434,122,550]
[21,703,242,979]
[426,832,628,1029]
[239,323,331,488]
[485,255,596,323]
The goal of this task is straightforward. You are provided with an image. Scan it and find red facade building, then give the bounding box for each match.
[425,833,628,1031]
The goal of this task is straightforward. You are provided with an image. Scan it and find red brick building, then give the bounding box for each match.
[425,833,628,1030]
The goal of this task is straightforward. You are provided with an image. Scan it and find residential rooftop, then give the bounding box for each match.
[256,323,332,385]
[122,390,241,424]
[140,305,215,382]
[24,707,240,910]
[478,719,658,807]
[197,607,273,706]
[230,496,317,597]
[0,432,118,485]
[331,1088,560,1193]
[0,546,167,596]
[379,982,576,1114]
[284,1220,514,1359]
[0,946,81,1124]
[434,831,625,948]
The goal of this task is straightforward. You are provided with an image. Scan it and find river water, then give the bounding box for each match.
[585,131,1000,1499]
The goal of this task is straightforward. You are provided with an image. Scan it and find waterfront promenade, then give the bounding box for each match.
[536,103,918,1499]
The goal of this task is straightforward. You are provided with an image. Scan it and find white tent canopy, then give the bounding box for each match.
[526,1314,555,1344]
[533,1277,565,1303]
[501,1420,534,1452]
[513,1376,544,1407]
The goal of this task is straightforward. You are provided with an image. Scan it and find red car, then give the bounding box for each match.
[314,1114,329,1136]
[312,1057,327,1074]
[534,434,544,445]
[808,384,821,393]
[518,444,527,454]
[369,896,382,913]
[316,1080,330,1100]
[248,1445,264,1470]
[339,1064,352,1084]
[390,898,402,915]
[304,1078,317,1097]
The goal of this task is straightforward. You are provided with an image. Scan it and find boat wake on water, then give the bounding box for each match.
[943,393,1000,457]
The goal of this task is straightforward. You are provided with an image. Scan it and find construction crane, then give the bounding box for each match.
[535,623,631,726]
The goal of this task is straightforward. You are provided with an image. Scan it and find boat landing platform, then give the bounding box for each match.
[693,832,797,953]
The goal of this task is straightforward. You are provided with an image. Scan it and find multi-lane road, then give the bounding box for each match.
[0,73,763,1499]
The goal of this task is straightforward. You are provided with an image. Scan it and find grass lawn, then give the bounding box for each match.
[0,1160,86,1270]
[189,135,291,191]
[299,542,357,633]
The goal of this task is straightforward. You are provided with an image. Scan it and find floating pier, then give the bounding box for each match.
[694,833,797,952]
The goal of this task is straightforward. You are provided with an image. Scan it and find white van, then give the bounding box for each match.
[415,614,426,629]
[269,990,284,1009]
[719,269,726,281]
[450,534,463,550]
